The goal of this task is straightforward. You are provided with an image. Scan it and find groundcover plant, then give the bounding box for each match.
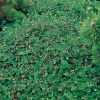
[0,0,100,100]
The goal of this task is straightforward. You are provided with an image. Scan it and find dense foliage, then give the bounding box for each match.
[0,0,35,22]
[0,0,100,100]
[79,12,100,65]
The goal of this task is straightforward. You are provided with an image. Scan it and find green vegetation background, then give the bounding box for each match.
[0,0,100,100]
